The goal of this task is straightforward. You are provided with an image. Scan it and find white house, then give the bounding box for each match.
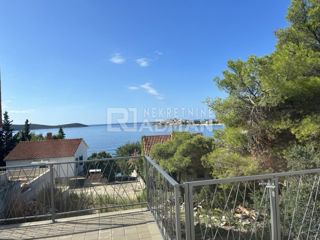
[5,138,88,178]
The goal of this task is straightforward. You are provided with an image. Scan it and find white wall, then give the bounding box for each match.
[6,159,34,167]
[22,169,51,201]
[74,141,88,175]
[6,157,76,178]
[52,157,76,178]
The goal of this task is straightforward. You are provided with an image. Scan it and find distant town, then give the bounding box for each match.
[153,118,220,126]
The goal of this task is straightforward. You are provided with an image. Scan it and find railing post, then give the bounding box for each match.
[268,178,281,240]
[49,164,56,223]
[184,183,195,240]
[145,157,150,209]
[174,184,182,240]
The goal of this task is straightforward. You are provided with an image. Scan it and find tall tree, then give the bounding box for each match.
[116,142,141,157]
[116,142,142,176]
[20,119,31,141]
[0,112,17,165]
[150,132,214,182]
[207,0,320,173]
[56,127,65,139]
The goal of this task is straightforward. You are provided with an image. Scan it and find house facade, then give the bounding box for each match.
[4,139,88,178]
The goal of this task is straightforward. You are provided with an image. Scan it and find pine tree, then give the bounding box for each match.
[207,0,320,172]
[0,112,16,165]
[20,119,31,141]
[57,127,65,139]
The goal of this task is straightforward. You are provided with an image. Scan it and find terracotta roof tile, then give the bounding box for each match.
[142,135,171,156]
[5,139,85,161]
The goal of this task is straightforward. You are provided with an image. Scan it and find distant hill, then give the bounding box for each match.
[12,123,88,131]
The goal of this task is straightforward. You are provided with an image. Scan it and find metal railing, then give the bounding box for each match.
[0,156,146,223]
[0,156,182,240]
[145,156,182,240]
[184,168,320,240]
[2,155,320,240]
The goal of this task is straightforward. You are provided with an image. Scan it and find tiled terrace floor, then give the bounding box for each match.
[0,208,162,240]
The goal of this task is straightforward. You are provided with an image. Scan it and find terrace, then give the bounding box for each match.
[0,156,319,240]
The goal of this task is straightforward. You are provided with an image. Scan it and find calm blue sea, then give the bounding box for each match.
[32,123,223,155]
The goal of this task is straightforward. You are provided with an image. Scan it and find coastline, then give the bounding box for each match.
[13,123,88,131]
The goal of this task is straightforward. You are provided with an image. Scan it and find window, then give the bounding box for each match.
[79,156,83,165]
[76,158,78,168]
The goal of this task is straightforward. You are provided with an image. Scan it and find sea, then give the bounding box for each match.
[32,123,223,155]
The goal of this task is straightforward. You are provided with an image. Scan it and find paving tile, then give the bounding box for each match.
[85,235,99,240]
[0,209,163,240]
[57,235,73,240]
[139,232,151,237]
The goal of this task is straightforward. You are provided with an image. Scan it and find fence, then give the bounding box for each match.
[2,156,320,240]
[0,156,146,223]
[184,168,320,240]
[145,156,182,240]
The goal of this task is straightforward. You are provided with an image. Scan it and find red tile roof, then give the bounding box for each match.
[142,135,171,156]
[5,139,85,161]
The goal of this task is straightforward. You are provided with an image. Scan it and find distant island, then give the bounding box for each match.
[12,123,88,131]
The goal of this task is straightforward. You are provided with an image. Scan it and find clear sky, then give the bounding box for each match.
[0,0,290,125]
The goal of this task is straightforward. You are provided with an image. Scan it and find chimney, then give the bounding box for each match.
[47,132,53,139]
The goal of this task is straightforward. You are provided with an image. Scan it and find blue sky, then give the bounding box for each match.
[0,0,290,125]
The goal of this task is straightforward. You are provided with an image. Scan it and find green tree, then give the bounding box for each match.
[150,132,213,182]
[207,0,320,173]
[0,112,17,165]
[85,151,120,181]
[51,127,66,139]
[150,132,194,174]
[56,127,66,139]
[116,142,141,157]
[202,148,261,178]
[30,133,45,141]
[174,135,214,181]
[88,151,112,160]
[20,119,31,141]
[116,142,142,175]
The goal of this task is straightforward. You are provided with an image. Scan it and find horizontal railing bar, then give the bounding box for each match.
[0,213,52,223]
[144,156,179,186]
[0,156,142,170]
[186,167,320,187]
[55,202,147,217]
[0,202,148,223]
